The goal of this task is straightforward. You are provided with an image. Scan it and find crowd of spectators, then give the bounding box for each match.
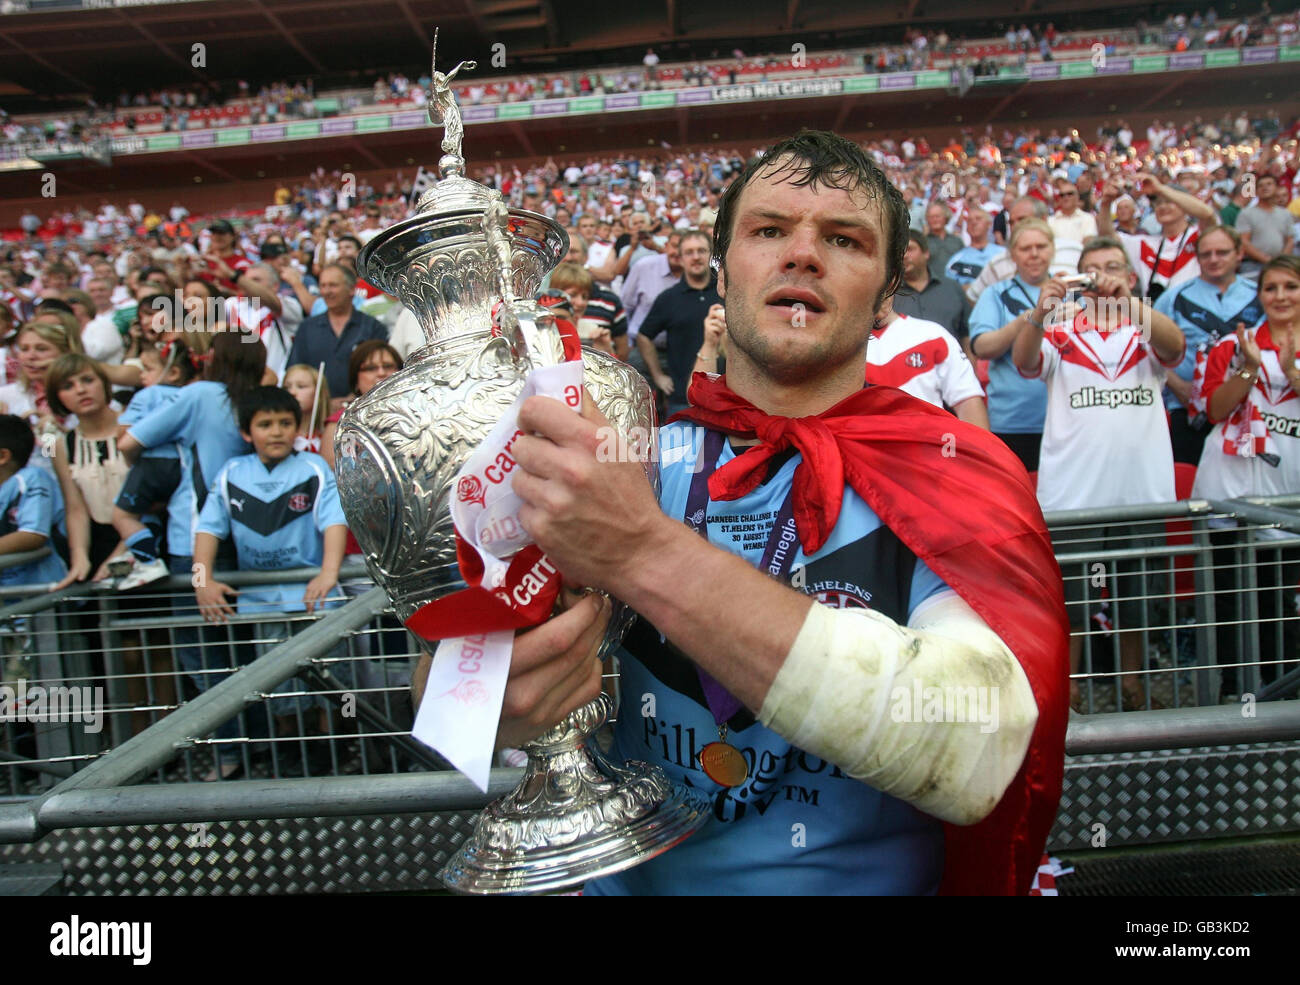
[0,95,1298,743]
[11,6,1298,153]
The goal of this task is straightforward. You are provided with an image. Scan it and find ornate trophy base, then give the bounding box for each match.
[439,693,709,895]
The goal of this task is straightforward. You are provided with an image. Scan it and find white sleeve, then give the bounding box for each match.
[758,594,1038,825]
[936,329,985,407]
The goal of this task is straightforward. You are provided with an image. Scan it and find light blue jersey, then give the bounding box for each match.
[585,425,953,896]
[970,276,1048,434]
[197,451,345,614]
[0,466,67,587]
[127,380,251,557]
[1154,277,1263,412]
[945,242,1007,286]
[118,384,181,460]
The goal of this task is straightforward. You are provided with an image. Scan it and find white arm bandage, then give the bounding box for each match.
[757,591,1037,826]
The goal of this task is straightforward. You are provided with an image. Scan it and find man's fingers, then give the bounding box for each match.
[518,394,599,450]
[508,594,603,677]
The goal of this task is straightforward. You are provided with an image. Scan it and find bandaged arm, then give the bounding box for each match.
[757,590,1037,826]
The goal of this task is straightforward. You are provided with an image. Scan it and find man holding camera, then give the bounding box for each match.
[1011,236,1185,712]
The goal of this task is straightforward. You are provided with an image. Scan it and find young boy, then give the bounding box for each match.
[193,387,347,778]
[0,414,68,590]
[0,414,68,687]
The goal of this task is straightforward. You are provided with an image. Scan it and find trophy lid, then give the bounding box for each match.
[357,42,566,349]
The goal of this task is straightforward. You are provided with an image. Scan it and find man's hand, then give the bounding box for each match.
[1033,277,1069,324]
[495,593,610,751]
[703,304,726,351]
[651,371,674,396]
[196,579,237,623]
[512,390,667,593]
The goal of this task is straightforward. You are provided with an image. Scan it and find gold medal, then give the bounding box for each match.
[699,725,749,787]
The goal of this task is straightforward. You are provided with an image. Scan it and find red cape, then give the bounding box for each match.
[673,378,1069,896]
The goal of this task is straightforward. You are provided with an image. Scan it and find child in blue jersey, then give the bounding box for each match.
[0,414,68,589]
[110,340,201,589]
[119,333,267,778]
[0,415,68,686]
[193,387,348,778]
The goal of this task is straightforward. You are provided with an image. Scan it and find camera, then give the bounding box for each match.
[1059,273,1096,291]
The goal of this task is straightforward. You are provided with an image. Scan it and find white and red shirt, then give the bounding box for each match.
[1192,323,1300,529]
[225,295,292,382]
[1022,312,1182,512]
[865,314,984,411]
[1116,226,1200,300]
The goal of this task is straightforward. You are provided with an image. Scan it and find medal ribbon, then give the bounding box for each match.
[682,429,799,729]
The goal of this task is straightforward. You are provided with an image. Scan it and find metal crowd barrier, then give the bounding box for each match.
[0,497,1298,854]
[0,558,435,801]
[1047,495,1300,715]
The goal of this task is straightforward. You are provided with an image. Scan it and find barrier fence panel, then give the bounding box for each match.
[1043,498,1300,716]
[0,561,437,800]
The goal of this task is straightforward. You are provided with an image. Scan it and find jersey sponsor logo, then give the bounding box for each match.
[226,475,320,537]
[1260,412,1300,438]
[810,579,873,609]
[1068,385,1155,409]
[482,428,524,485]
[457,475,487,508]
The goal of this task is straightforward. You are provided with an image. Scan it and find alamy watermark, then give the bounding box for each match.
[889,679,1000,734]
[0,678,104,734]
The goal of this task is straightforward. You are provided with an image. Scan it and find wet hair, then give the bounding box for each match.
[0,413,35,466]
[45,353,111,418]
[238,385,301,433]
[347,340,403,395]
[712,129,910,302]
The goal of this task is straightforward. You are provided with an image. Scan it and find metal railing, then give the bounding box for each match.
[0,495,1298,846]
[1,559,434,800]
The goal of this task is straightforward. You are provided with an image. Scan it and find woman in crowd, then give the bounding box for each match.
[1192,255,1300,698]
[320,340,402,469]
[0,317,86,450]
[968,217,1054,474]
[47,355,129,586]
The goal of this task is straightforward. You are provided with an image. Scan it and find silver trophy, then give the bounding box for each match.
[335,43,706,894]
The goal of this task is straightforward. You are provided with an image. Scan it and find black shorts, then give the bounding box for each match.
[115,456,182,515]
[994,432,1042,473]
[1168,408,1212,466]
[1052,522,1169,630]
